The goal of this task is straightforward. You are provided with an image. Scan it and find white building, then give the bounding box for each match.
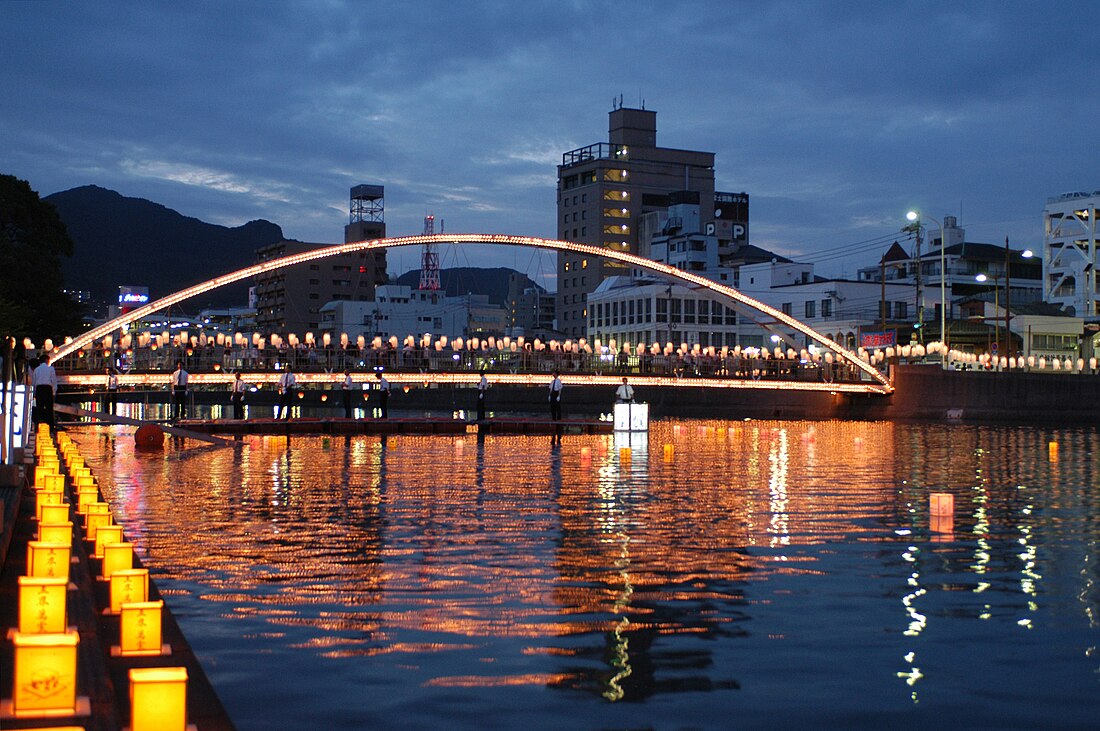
[1044,191,1100,320]
[319,284,506,341]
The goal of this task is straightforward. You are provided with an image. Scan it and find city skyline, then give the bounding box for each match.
[3,1,1098,290]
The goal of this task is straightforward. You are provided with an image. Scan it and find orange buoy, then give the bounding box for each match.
[134,424,165,449]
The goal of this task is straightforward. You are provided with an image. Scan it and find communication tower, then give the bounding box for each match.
[419,214,441,290]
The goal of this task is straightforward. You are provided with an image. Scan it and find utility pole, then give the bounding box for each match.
[1004,235,1012,359]
[914,225,924,343]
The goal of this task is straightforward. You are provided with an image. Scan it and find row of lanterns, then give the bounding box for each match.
[4,424,188,729]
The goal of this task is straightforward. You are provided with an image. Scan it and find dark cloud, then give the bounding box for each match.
[3,1,1098,282]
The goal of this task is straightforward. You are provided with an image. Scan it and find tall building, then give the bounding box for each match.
[556,106,716,338]
[1044,191,1100,319]
[253,184,389,335]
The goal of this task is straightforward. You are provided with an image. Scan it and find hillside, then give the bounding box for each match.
[45,185,285,308]
[392,267,545,307]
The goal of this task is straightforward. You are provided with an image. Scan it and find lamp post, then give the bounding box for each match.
[906,211,947,360]
[975,272,1001,358]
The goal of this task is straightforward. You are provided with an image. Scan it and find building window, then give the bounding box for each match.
[805,300,816,318]
[782,302,792,316]
[683,299,696,324]
[698,300,709,325]
[656,298,668,323]
[894,301,908,319]
[670,298,682,323]
[821,299,832,318]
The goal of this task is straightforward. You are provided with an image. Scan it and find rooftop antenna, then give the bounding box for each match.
[419,214,440,291]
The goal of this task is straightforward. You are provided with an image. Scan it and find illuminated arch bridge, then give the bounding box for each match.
[50,234,893,396]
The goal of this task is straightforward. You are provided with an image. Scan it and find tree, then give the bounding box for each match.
[0,174,84,341]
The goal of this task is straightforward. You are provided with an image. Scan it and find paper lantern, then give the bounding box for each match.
[6,630,84,718]
[116,600,167,657]
[930,492,954,517]
[93,524,124,559]
[38,503,70,525]
[26,542,71,580]
[35,491,64,521]
[109,569,149,613]
[43,473,66,491]
[37,521,72,545]
[17,576,68,634]
[129,667,188,731]
[75,489,99,515]
[101,542,134,580]
[84,511,112,543]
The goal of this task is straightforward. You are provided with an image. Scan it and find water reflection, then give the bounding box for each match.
[68,421,1100,729]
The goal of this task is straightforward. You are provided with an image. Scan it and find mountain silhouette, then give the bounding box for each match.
[392,267,544,306]
[45,185,285,308]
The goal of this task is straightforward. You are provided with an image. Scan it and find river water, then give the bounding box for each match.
[69,419,1099,730]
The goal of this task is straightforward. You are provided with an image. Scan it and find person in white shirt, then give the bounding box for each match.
[342,369,354,419]
[277,365,296,419]
[375,371,390,418]
[548,371,563,421]
[31,357,58,428]
[105,366,119,415]
[231,372,247,420]
[170,360,189,421]
[615,377,635,403]
[476,370,488,421]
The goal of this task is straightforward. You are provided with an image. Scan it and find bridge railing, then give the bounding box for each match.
[53,344,875,385]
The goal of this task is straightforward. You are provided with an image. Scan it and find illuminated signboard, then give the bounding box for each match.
[119,286,150,306]
[860,331,896,349]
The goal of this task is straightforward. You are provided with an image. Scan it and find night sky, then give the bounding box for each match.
[3,1,1098,290]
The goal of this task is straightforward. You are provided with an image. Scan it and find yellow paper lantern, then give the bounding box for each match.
[37,522,73,545]
[38,503,71,525]
[109,569,149,613]
[26,542,71,580]
[17,576,68,634]
[129,667,188,731]
[93,524,124,559]
[84,511,112,543]
[74,474,96,489]
[8,630,83,718]
[101,542,134,580]
[75,489,99,514]
[42,473,66,491]
[930,492,954,517]
[117,600,166,656]
[35,490,64,520]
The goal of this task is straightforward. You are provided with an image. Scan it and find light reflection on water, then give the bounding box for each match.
[70,420,1100,730]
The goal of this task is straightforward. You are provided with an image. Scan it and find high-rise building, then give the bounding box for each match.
[556,106,715,338]
[253,185,389,335]
[1044,191,1100,319]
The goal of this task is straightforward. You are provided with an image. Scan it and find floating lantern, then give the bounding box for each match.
[37,521,72,545]
[26,542,71,580]
[663,444,674,460]
[38,503,70,525]
[75,489,99,515]
[43,474,66,491]
[129,667,188,731]
[116,601,167,657]
[101,542,134,580]
[620,447,631,461]
[93,524,124,559]
[7,630,84,718]
[17,576,68,634]
[1048,441,1058,461]
[35,490,64,521]
[84,511,112,543]
[109,569,150,614]
[930,492,954,519]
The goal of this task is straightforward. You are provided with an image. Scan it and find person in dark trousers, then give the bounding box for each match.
[276,365,296,419]
[476,370,488,421]
[342,369,354,419]
[231,371,247,420]
[31,357,58,428]
[375,371,390,418]
[105,366,119,415]
[170,360,188,421]
[548,371,563,421]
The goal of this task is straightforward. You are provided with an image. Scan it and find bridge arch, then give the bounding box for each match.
[49,234,891,391]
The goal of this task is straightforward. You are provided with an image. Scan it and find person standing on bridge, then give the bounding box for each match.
[615,376,635,404]
[548,370,563,421]
[170,360,188,421]
[231,371,247,420]
[31,356,58,428]
[342,369,355,419]
[277,365,296,419]
[375,371,390,418]
[476,370,488,421]
[105,366,119,415]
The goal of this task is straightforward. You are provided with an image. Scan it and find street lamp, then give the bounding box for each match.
[975,272,1005,358]
[906,211,947,362]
